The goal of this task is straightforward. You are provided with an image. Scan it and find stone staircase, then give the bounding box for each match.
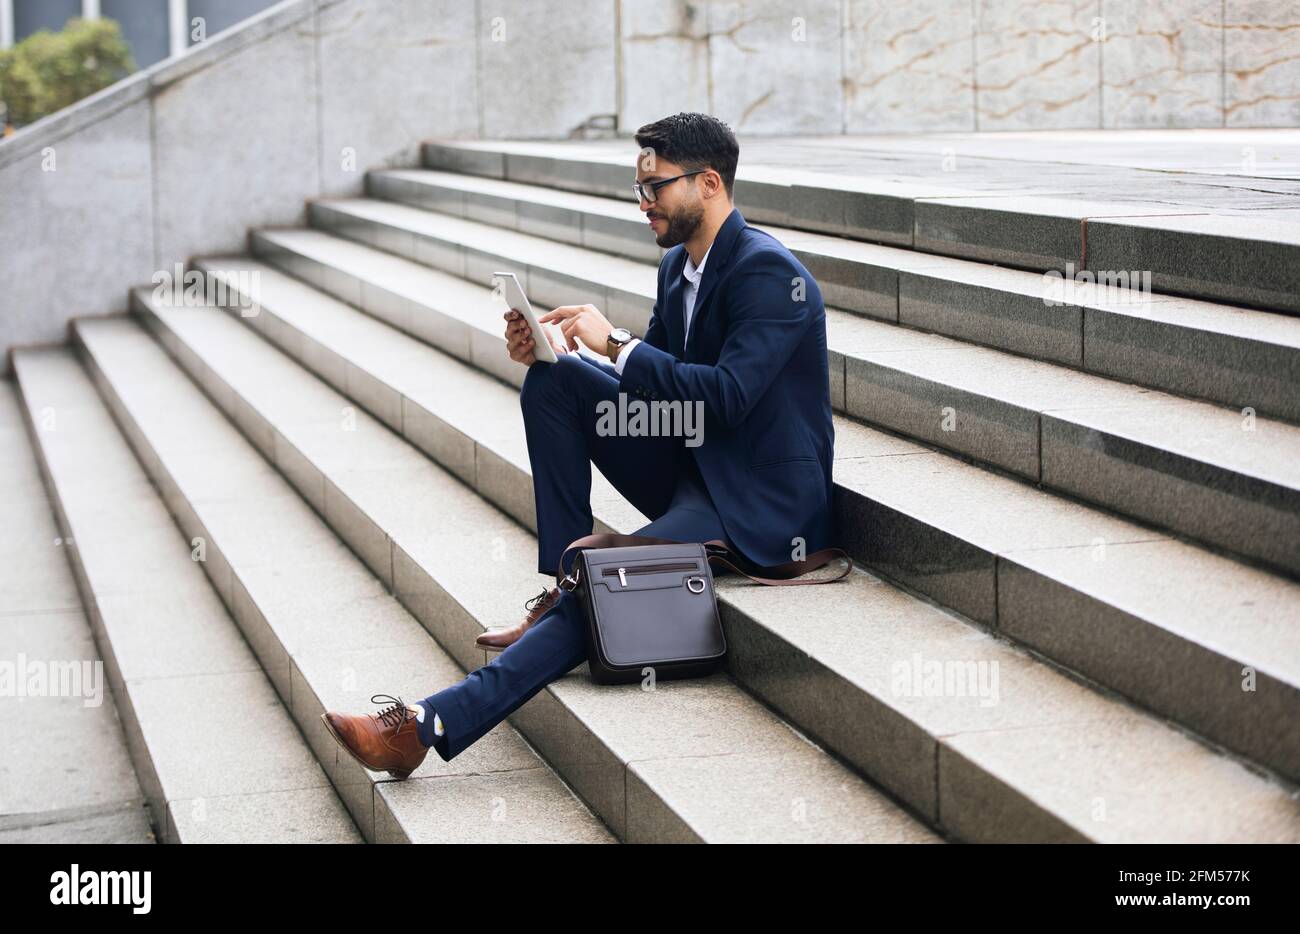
[11,351,367,843]
[6,137,1299,842]
[1,383,153,842]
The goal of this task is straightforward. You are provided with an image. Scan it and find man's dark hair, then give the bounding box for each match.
[634,112,739,199]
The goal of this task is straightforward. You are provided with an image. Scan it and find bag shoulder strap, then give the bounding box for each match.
[556,533,851,591]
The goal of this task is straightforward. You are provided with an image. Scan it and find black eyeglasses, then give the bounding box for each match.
[633,170,706,204]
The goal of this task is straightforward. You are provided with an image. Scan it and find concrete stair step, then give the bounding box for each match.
[0,381,155,843]
[421,139,1300,316]
[307,196,656,329]
[256,212,1300,579]
[370,168,669,266]
[830,313,1300,578]
[9,351,362,843]
[370,167,1300,422]
[110,301,942,845]
[65,318,616,845]
[136,266,1300,841]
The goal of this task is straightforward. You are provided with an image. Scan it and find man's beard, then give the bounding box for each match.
[651,200,704,248]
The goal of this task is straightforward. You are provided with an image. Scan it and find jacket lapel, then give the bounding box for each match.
[684,207,747,362]
[663,258,687,359]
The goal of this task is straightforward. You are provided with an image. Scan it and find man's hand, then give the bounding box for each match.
[538,303,615,358]
[504,308,567,366]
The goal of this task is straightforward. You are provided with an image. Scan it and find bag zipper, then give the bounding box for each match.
[603,562,699,586]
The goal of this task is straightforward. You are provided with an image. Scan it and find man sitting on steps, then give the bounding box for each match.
[320,111,835,779]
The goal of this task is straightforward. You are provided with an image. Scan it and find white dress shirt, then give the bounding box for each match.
[614,242,713,375]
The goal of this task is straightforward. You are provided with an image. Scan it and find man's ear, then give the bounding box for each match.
[703,168,725,200]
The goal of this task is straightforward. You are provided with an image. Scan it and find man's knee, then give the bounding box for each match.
[519,359,548,410]
[520,352,584,410]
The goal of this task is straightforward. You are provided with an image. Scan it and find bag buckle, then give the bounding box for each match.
[559,573,580,593]
[685,576,706,594]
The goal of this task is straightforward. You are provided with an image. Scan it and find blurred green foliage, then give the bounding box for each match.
[0,17,136,128]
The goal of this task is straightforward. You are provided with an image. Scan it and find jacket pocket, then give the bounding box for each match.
[749,454,819,469]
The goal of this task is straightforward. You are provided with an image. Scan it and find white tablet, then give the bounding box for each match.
[492,270,564,364]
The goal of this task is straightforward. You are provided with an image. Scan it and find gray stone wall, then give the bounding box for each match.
[0,0,484,372]
[3,0,1300,372]
[622,0,1300,133]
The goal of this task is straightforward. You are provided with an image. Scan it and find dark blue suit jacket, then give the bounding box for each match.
[580,206,836,570]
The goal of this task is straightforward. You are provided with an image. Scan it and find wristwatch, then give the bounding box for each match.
[606,327,633,361]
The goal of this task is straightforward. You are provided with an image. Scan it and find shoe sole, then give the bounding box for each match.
[319,712,415,780]
[477,625,543,653]
[477,598,557,653]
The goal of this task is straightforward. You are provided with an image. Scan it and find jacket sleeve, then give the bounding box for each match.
[634,255,671,355]
[576,351,618,378]
[638,295,671,352]
[617,250,816,429]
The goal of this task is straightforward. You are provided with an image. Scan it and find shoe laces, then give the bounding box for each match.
[371,693,414,734]
[524,586,554,613]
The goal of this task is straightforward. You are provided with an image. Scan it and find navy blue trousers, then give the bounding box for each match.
[418,353,733,760]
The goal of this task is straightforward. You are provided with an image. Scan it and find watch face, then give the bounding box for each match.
[610,328,632,343]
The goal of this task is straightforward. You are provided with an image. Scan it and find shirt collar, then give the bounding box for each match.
[682,241,713,287]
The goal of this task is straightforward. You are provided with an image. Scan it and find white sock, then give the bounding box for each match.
[411,702,444,736]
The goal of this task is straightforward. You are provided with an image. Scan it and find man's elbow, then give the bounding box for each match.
[712,387,756,431]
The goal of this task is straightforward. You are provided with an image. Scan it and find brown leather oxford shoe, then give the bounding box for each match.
[475,585,561,652]
[320,693,429,780]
